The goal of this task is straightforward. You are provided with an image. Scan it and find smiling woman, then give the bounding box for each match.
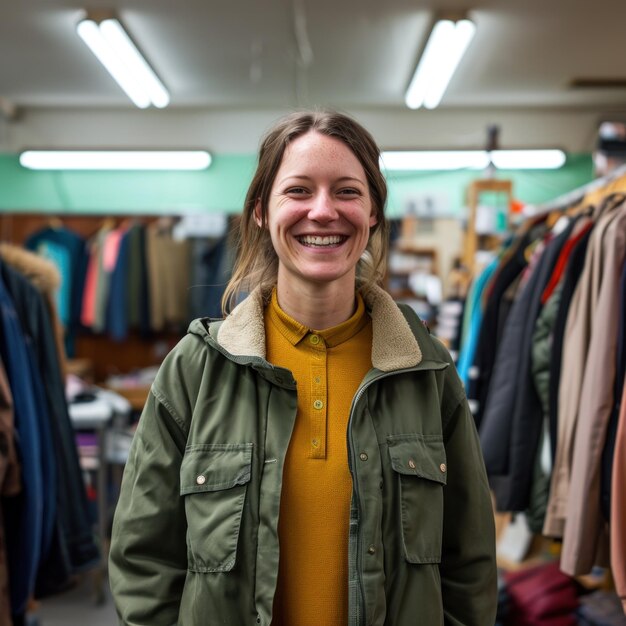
[108,110,498,626]
[256,130,378,328]
[223,110,390,320]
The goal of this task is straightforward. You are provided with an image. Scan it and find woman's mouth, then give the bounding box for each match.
[297,235,347,247]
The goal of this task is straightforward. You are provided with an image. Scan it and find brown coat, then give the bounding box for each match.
[543,200,624,537]
[560,205,626,575]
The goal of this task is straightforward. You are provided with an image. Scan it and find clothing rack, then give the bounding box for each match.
[524,162,626,216]
[465,184,626,610]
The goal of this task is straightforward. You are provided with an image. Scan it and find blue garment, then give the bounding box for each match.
[457,258,500,389]
[106,228,131,341]
[188,236,231,320]
[0,273,44,618]
[25,227,88,357]
[24,337,57,562]
[0,266,57,560]
[34,241,71,327]
[0,258,99,598]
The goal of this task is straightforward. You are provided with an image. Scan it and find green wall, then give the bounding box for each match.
[386,153,594,217]
[0,152,594,217]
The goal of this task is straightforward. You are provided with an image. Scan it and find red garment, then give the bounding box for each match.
[541,222,593,305]
[504,561,579,625]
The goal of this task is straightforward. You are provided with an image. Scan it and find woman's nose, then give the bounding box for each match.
[307,191,338,222]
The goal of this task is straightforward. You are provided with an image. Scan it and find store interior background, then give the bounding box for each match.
[2,0,626,624]
[4,0,625,217]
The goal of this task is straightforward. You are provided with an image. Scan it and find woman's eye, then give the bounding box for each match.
[286,187,308,195]
[338,188,359,196]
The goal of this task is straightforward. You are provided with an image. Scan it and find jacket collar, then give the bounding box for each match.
[213,284,423,372]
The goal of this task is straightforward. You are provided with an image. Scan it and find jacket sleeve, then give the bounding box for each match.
[109,387,189,626]
[439,365,498,626]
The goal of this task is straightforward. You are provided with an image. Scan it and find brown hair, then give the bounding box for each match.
[222,109,389,314]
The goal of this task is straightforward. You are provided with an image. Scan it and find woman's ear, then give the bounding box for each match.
[369,209,378,228]
[254,199,263,227]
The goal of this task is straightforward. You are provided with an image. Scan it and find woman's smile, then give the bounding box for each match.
[296,234,347,247]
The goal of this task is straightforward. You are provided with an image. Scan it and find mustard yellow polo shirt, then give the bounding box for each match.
[265,288,373,626]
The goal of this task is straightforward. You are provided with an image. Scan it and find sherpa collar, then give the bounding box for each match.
[213,284,422,372]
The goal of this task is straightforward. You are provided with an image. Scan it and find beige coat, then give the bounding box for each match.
[543,199,624,537]
[146,221,191,331]
[560,205,626,575]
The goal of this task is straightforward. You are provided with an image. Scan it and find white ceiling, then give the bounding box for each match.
[2,0,626,153]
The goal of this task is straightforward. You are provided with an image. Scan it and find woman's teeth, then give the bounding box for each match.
[298,235,344,246]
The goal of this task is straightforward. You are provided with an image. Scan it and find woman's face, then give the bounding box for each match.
[258,131,377,294]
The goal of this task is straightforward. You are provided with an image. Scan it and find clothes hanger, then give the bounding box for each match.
[99,217,116,231]
[591,191,626,220]
[47,216,64,230]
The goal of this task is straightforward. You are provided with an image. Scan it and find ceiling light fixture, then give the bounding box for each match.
[405,16,476,110]
[76,14,169,108]
[19,151,211,171]
[381,150,566,171]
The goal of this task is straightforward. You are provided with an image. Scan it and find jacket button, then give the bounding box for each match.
[408,459,416,469]
[440,463,447,473]
[309,334,320,345]
[196,475,206,485]
[367,545,376,555]
[313,399,324,410]
[359,452,368,461]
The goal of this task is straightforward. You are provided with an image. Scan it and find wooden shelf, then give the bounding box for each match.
[463,179,513,273]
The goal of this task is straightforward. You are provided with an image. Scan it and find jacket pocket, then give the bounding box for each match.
[387,434,447,564]
[180,443,253,573]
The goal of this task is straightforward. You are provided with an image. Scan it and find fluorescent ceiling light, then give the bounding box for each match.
[77,17,169,108]
[382,151,488,171]
[19,151,211,171]
[405,18,476,110]
[490,150,566,169]
[381,150,566,171]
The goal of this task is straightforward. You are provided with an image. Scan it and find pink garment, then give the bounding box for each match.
[611,378,626,613]
[103,228,124,272]
[80,240,99,327]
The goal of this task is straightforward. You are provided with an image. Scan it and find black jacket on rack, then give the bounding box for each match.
[480,221,576,511]
[468,224,539,428]
[547,226,594,463]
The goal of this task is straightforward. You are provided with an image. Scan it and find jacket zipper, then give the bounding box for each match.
[346,369,408,626]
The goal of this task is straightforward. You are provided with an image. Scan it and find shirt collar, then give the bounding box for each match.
[266,287,369,348]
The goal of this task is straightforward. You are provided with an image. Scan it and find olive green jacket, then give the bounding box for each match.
[109,285,497,626]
